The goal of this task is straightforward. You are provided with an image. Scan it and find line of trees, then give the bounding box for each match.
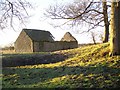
[45,0,110,43]
[45,0,120,56]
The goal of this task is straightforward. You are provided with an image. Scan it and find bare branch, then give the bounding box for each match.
[44,0,110,36]
[0,0,33,30]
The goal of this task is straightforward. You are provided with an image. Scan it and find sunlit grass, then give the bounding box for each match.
[2,43,120,88]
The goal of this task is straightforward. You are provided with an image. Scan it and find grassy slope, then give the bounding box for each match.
[2,43,120,88]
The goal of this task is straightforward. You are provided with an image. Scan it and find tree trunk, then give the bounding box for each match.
[91,31,96,44]
[110,0,120,56]
[102,0,109,43]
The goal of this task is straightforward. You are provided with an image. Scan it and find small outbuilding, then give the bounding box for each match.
[60,32,78,49]
[61,32,77,42]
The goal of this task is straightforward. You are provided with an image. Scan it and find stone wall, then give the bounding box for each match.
[33,41,44,52]
[33,41,78,52]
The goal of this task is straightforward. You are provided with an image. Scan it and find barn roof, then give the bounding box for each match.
[23,29,54,42]
[61,32,77,42]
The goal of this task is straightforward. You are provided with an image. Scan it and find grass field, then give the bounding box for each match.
[2,43,120,88]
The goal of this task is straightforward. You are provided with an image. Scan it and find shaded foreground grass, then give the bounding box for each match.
[2,43,120,88]
[2,52,68,67]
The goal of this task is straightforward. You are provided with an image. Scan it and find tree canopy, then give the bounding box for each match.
[45,0,111,42]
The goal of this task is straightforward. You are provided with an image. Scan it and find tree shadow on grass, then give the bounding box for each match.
[2,53,69,67]
[2,63,120,88]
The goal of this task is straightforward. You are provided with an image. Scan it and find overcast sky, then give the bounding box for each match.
[0,0,104,47]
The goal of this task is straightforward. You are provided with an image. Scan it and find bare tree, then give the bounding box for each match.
[90,31,97,44]
[0,0,32,30]
[110,0,120,56]
[45,0,110,43]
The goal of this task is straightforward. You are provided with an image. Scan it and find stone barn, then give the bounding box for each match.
[15,29,54,52]
[15,29,78,52]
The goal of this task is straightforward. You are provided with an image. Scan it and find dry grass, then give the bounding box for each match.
[2,49,15,54]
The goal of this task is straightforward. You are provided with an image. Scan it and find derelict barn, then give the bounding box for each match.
[15,29,78,52]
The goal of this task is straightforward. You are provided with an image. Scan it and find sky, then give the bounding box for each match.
[0,0,104,47]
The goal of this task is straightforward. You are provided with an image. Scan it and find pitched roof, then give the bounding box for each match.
[61,32,77,42]
[23,29,54,42]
